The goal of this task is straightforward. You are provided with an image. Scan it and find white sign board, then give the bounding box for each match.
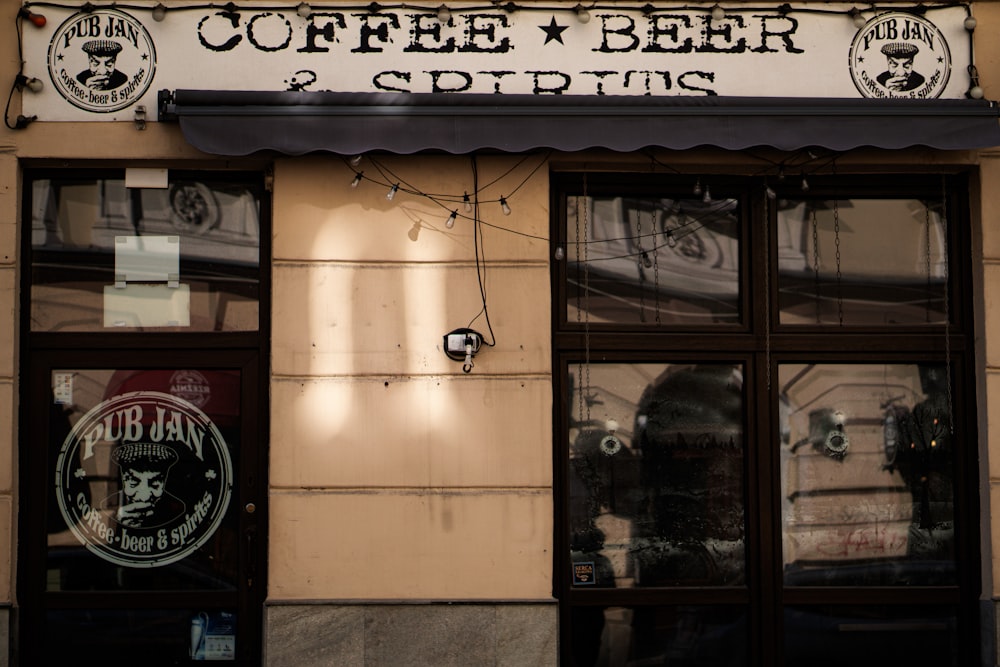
[20,2,975,120]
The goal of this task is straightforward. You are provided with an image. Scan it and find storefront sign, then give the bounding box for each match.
[21,3,975,120]
[55,391,234,567]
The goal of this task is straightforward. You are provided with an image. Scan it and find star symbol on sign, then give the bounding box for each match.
[540,17,568,44]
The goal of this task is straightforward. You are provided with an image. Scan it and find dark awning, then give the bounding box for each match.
[158,89,1000,156]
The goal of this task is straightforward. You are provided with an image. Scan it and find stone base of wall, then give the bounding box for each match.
[263,601,556,667]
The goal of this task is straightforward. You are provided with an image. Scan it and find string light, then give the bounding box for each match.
[349,155,363,167]
[800,174,810,191]
[666,229,678,248]
[848,7,866,28]
[437,3,451,21]
[964,14,977,30]
[297,2,312,17]
[710,4,725,20]
[766,185,777,200]
[554,247,565,260]
[693,179,702,196]
[152,3,167,21]
[387,183,399,200]
[15,75,43,93]
[702,186,712,203]
[445,210,458,228]
[463,192,473,213]
[350,171,364,188]
[18,8,46,27]
[499,196,511,215]
[574,3,591,23]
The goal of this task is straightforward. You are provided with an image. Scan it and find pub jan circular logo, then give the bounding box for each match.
[55,391,233,568]
[849,12,950,99]
[47,8,156,113]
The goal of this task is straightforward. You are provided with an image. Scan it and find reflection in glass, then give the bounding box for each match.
[566,196,741,326]
[776,198,947,325]
[571,605,747,666]
[44,608,237,663]
[780,364,955,586]
[784,605,957,667]
[30,178,261,332]
[569,363,745,588]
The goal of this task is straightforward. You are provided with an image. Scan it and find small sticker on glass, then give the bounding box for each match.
[53,372,73,405]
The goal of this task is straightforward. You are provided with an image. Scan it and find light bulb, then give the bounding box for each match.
[702,187,712,203]
[152,3,166,21]
[19,8,46,27]
[25,77,43,93]
[554,247,565,260]
[693,179,702,196]
[965,15,977,30]
[574,3,591,23]
[387,183,399,201]
[351,172,363,188]
[446,210,458,229]
[641,251,653,269]
[463,192,473,213]
[800,176,809,192]
[297,2,312,17]
[666,230,677,248]
[349,155,363,167]
[710,4,725,20]
[766,186,776,200]
[437,3,451,22]
[969,86,984,99]
[849,8,866,29]
[500,196,511,216]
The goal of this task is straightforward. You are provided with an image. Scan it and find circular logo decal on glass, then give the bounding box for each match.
[47,8,156,113]
[849,12,950,99]
[56,391,233,568]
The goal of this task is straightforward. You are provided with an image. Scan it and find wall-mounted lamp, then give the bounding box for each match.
[444,328,483,373]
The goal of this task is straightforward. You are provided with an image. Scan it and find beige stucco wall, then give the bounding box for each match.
[268,156,554,599]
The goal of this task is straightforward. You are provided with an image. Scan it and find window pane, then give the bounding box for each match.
[47,369,240,591]
[569,363,745,588]
[571,605,747,666]
[777,198,946,325]
[566,196,740,326]
[780,364,955,586]
[31,178,260,332]
[784,605,957,667]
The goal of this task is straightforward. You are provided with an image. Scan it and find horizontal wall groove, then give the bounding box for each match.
[270,373,552,381]
[273,259,549,269]
[269,486,552,496]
